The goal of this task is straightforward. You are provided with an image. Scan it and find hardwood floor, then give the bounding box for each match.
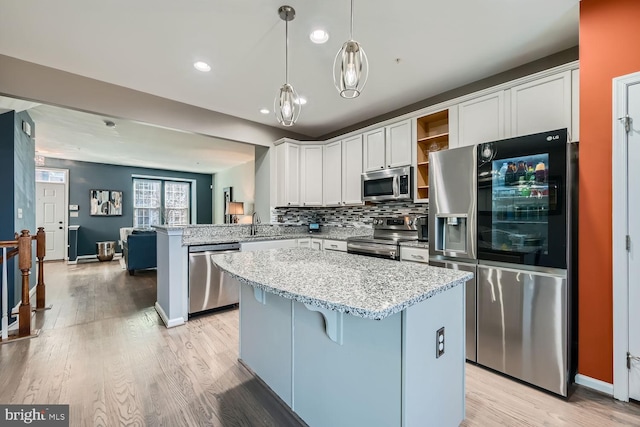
[1,261,639,426]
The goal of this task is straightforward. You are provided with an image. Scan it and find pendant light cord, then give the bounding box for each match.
[285,19,289,83]
[350,0,354,39]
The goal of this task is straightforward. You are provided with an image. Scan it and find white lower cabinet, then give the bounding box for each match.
[311,238,323,250]
[400,246,429,264]
[323,239,347,252]
[297,238,311,248]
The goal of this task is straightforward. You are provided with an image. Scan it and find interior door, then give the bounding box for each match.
[36,182,65,260]
[628,80,640,401]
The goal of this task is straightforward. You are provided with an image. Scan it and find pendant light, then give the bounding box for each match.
[274,5,301,127]
[333,0,369,99]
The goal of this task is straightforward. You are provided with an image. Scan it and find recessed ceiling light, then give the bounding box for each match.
[193,61,211,72]
[259,108,270,114]
[309,29,329,44]
[295,97,307,105]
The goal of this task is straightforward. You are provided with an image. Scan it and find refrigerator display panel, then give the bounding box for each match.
[477,129,568,268]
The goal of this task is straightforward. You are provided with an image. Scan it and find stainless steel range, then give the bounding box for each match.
[347,216,419,260]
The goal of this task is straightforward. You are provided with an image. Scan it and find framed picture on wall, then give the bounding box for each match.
[223,187,233,224]
[90,190,123,216]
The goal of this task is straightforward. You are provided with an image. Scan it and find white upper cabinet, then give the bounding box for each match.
[571,69,579,142]
[363,128,386,171]
[457,91,505,147]
[323,141,342,206]
[363,120,412,171]
[300,145,323,206]
[509,70,571,137]
[385,119,412,168]
[275,142,300,207]
[342,134,364,205]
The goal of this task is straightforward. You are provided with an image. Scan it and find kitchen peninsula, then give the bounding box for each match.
[212,248,472,427]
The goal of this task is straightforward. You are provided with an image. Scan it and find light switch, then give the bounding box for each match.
[17,208,23,219]
[69,204,79,211]
[70,212,79,218]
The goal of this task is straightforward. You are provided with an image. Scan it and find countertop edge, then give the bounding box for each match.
[218,265,471,320]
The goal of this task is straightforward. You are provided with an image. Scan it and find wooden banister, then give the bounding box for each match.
[17,230,32,337]
[35,227,46,310]
[1,228,47,343]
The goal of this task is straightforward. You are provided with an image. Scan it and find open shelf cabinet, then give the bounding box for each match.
[416,110,450,200]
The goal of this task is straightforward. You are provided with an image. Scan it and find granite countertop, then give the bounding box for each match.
[211,248,472,320]
[184,226,372,246]
[399,240,430,249]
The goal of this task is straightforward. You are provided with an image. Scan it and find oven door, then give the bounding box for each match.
[347,241,399,260]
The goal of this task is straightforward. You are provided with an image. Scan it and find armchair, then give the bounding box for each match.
[123,230,157,275]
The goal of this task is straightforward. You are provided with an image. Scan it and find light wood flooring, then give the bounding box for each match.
[0,261,639,426]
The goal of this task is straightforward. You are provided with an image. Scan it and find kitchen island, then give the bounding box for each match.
[212,248,472,427]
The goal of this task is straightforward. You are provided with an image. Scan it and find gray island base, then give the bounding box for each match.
[212,248,472,427]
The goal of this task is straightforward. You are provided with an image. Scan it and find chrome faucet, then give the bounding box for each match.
[250,211,261,235]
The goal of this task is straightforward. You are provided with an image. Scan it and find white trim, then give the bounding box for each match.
[35,167,70,261]
[131,174,198,225]
[75,253,123,263]
[575,374,614,397]
[154,301,185,328]
[612,71,640,402]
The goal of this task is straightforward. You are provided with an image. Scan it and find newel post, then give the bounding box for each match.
[17,230,32,337]
[35,227,46,310]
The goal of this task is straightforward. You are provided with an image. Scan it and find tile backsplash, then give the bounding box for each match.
[272,201,428,227]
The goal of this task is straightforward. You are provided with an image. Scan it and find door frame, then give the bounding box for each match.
[35,167,69,261]
[612,71,640,402]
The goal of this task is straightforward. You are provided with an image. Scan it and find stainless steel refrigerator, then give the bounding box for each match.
[428,145,478,362]
[429,129,578,397]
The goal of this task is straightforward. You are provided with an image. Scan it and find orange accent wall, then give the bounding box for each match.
[579,0,640,383]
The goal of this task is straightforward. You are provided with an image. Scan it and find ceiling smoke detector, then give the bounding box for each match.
[104,120,116,128]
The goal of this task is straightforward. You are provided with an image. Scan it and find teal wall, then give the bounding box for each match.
[43,158,213,256]
[0,110,36,315]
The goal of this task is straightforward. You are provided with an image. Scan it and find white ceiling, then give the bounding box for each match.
[0,0,579,139]
[7,100,254,174]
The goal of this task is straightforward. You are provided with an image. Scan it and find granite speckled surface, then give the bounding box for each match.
[183,224,372,246]
[211,248,472,320]
[399,240,430,249]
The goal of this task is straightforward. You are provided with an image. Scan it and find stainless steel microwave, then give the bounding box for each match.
[362,166,413,202]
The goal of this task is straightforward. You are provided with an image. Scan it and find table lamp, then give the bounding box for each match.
[226,201,244,223]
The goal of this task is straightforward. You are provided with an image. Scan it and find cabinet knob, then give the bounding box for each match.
[288,203,291,206]
[387,165,391,168]
[380,166,384,169]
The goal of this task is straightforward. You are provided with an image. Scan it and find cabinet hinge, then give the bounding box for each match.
[626,235,631,251]
[619,115,631,133]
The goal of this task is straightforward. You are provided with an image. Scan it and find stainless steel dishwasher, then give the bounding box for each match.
[188,242,241,316]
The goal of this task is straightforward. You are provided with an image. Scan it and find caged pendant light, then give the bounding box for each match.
[274,5,301,127]
[333,0,369,99]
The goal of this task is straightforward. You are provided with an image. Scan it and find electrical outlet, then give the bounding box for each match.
[436,327,445,358]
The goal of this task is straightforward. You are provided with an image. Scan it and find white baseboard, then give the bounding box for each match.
[155,302,185,328]
[575,374,614,396]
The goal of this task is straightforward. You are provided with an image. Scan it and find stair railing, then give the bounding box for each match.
[0,228,47,342]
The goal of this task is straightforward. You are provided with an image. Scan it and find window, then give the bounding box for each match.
[35,169,66,183]
[133,178,191,228]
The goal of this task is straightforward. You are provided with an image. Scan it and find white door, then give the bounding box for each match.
[363,128,386,171]
[510,70,572,137]
[300,145,323,206]
[628,81,640,401]
[342,134,363,205]
[323,141,342,206]
[458,91,505,147]
[36,182,65,260]
[385,119,412,168]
